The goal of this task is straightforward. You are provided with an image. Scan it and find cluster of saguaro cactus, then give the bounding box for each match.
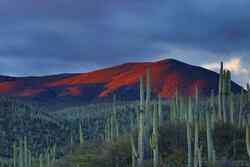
[129,75,146,167]
[104,95,120,142]
[11,136,57,167]
[3,60,250,167]
[206,110,216,166]
[218,62,232,123]
[170,86,224,167]
[13,137,32,167]
[186,94,203,167]
[38,144,57,167]
[15,136,58,167]
[130,68,163,167]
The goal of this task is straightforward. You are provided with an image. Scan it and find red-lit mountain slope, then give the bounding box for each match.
[0,59,242,101]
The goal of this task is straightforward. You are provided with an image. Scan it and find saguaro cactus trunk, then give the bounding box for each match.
[246,125,250,159]
[140,76,145,111]
[194,121,199,167]
[158,94,163,127]
[79,122,84,144]
[218,62,224,121]
[130,135,138,167]
[187,122,192,167]
[151,104,159,167]
[206,111,216,166]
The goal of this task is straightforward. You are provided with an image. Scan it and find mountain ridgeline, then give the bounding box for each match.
[0,59,242,102]
[0,59,249,167]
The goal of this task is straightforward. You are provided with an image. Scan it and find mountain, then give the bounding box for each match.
[0,59,242,101]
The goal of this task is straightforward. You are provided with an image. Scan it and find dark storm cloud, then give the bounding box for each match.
[0,0,250,76]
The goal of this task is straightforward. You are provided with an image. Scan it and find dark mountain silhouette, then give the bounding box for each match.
[0,59,242,101]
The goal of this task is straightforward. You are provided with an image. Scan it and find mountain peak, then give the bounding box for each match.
[0,59,242,101]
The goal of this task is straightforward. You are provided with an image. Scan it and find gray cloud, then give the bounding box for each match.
[0,0,250,85]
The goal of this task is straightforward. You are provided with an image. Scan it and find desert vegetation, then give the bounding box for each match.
[0,62,250,167]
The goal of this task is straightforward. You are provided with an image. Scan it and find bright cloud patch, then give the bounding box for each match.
[202,57,249,87]
[202,57,249,75]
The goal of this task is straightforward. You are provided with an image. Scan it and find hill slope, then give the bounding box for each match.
[0,59,242,101]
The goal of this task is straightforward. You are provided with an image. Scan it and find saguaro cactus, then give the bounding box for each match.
[187,122,192,167]
[150,104,159,167]
[198,146,203,167]
[188,96,193,124]
[195,87,199,121]
[158,94,163,127]
[39,154,43,167]
[138,109,145,167]
[144,68,152,159]
[246,125,250,159]
[145,68,151,109]
[210,90,216,130]
[238,89,244,128]
[187,98,193,167]
[24,136,28,167]
[130,135,138,167]
[79,122,84,144]
[222,70,227,123]
[206,111,212,164]
[230,94,235,125]
[19,138,24,167]
[140,76,145,111]
[218,62,224,121]
[247,83,250,102]
[206,111,216,166]
[13,142,17,167]
[112,94,119,138]
[194,121,199,167]
[175,89,179,121]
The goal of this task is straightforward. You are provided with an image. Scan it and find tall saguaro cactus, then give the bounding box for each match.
[145,68,152,159]
[130,134,138,167]
[138,109,145,167]
[218,62,224,121]
[194,121,199,167]
[239,89,245,128]
[140,76,145,111]
[150,104,159,167]
[19,138,24,167]
[137,75,146,167]
[206,111,216,166]
[222,70,227,123]
[24,136,28,167]
[13,142,17,167]
[218,61,232,124]
[246,125,250,159]
[187,97,193,167]
[39,154,43,167]
[158,94,163,127]
[210,90,216,130]
[79,122,84,144]
[145,68,151,109]
[187,122,192,167]
[230,94,235,125]
[112,94,119,138]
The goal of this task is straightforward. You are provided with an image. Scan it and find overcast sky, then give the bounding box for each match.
[0,0,250,86]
